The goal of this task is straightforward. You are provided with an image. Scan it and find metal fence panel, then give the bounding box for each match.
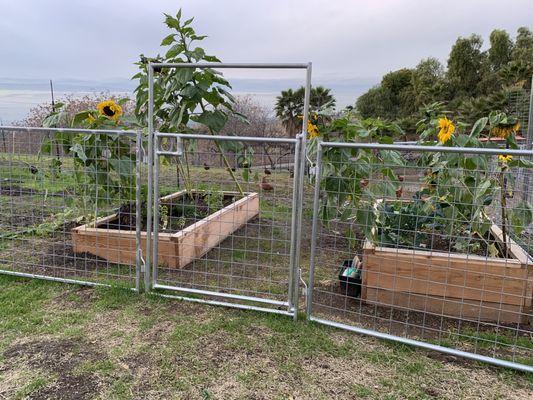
[307,141,533,373]
[145,62,312,317]
[0,126,142,290]
[149,133,300,316]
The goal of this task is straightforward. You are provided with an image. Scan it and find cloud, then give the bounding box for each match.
[0,0,531,82]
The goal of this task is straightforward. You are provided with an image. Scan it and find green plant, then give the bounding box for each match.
[133,10,249,197]
[37,11,252,231]
[41,98,136,222]
[318,109,533,257]
[204,189,224,213]
[159,205,169,230]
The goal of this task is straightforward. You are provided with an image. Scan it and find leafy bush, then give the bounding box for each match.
[318,110,533,257]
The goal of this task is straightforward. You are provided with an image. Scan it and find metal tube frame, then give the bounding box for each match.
[135,129,143,292]
[151,132,298,311]
[145,66,154,291]
[0,126,143,292]
[310,316,533,374]
[147,62,312,316]
[152,292,294,317]
[0,125,137,137]
[306,140,533,373]
[321,141,533,156]
[521,75,533,201]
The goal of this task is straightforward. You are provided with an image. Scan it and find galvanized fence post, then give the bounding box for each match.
[306,141,322,317]
[135,129,143,292]
[522,75,533,202]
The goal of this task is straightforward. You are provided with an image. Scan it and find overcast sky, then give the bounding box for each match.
[1,0,532,82]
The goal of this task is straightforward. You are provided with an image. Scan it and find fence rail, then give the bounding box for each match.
[1,125,533,372]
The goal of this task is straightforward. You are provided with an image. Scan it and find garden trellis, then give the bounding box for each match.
[1,66,533,374]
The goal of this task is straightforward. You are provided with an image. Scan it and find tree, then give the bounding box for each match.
[411,58,446,107]
[355,86,390,119]
[310,86,336,110]
[488,29,513,71]
[355,69,415,120]
[223,96,283,138]
[221,96,288,168]
[381,68,416,118]
[514,26,533,58]
[501,27,533,87]
[274,88,301,137]
[447,34,485,96]
[22,92,134,128]
[275,86,336,136]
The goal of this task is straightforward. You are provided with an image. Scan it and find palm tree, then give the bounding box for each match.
[275,86,336,137]
[310,86,336,110]
[275,89,301,137]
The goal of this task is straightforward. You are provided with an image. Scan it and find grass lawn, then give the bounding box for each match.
[0,275,532,400]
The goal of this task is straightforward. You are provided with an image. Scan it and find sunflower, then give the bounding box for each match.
[86,114,96,124]
[498,155,513,163]
[307,121,319,139]
[97,100,123,121]
[491,122,520,139]
[437,117,455,143]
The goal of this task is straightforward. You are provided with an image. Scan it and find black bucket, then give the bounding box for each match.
[338,259,362,298]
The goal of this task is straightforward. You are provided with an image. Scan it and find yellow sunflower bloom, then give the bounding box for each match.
[437,117,455,143]
[86,114,96,124]
[491,122,520,139]
[97,100,123,121]
[498,155,513,163]
[307,121,319,139]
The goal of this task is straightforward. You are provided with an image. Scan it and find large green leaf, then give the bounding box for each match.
[161,34,176,46]
[193,110,228,133]
[470,117,488,138]
[509,201,533,234]
[70,143,87,163]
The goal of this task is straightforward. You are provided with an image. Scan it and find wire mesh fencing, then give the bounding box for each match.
[3,123,533,371]
[149,133,300,315]
[508,86,530,137]
[306,142,533,372]
[0,126,142,290]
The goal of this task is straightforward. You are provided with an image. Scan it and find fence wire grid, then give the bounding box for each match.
[149,133,300,315]
[307,141,533,372]
[0,126,143,290]
[1,71,532,373]
[1,125,533,372]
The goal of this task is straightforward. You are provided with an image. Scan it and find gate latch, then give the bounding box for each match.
[156,135,183,156]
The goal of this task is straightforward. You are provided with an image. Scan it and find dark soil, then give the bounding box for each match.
[3,338,102,400]
[41,239,113,272]
[102,192,239,233]
[0,183,38,197]
[312,289,533,340]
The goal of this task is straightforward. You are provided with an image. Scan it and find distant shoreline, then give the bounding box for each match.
[0,77,376,123]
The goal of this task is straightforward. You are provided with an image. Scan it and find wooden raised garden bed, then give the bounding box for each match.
[362,224,533,324]
[72,190,259,269]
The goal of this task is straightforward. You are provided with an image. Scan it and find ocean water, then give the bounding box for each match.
[0,77,374,124]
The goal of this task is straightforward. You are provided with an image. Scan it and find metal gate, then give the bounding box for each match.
[306,141,533,373]
[149,133,301,316]
[145,62,312,317]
